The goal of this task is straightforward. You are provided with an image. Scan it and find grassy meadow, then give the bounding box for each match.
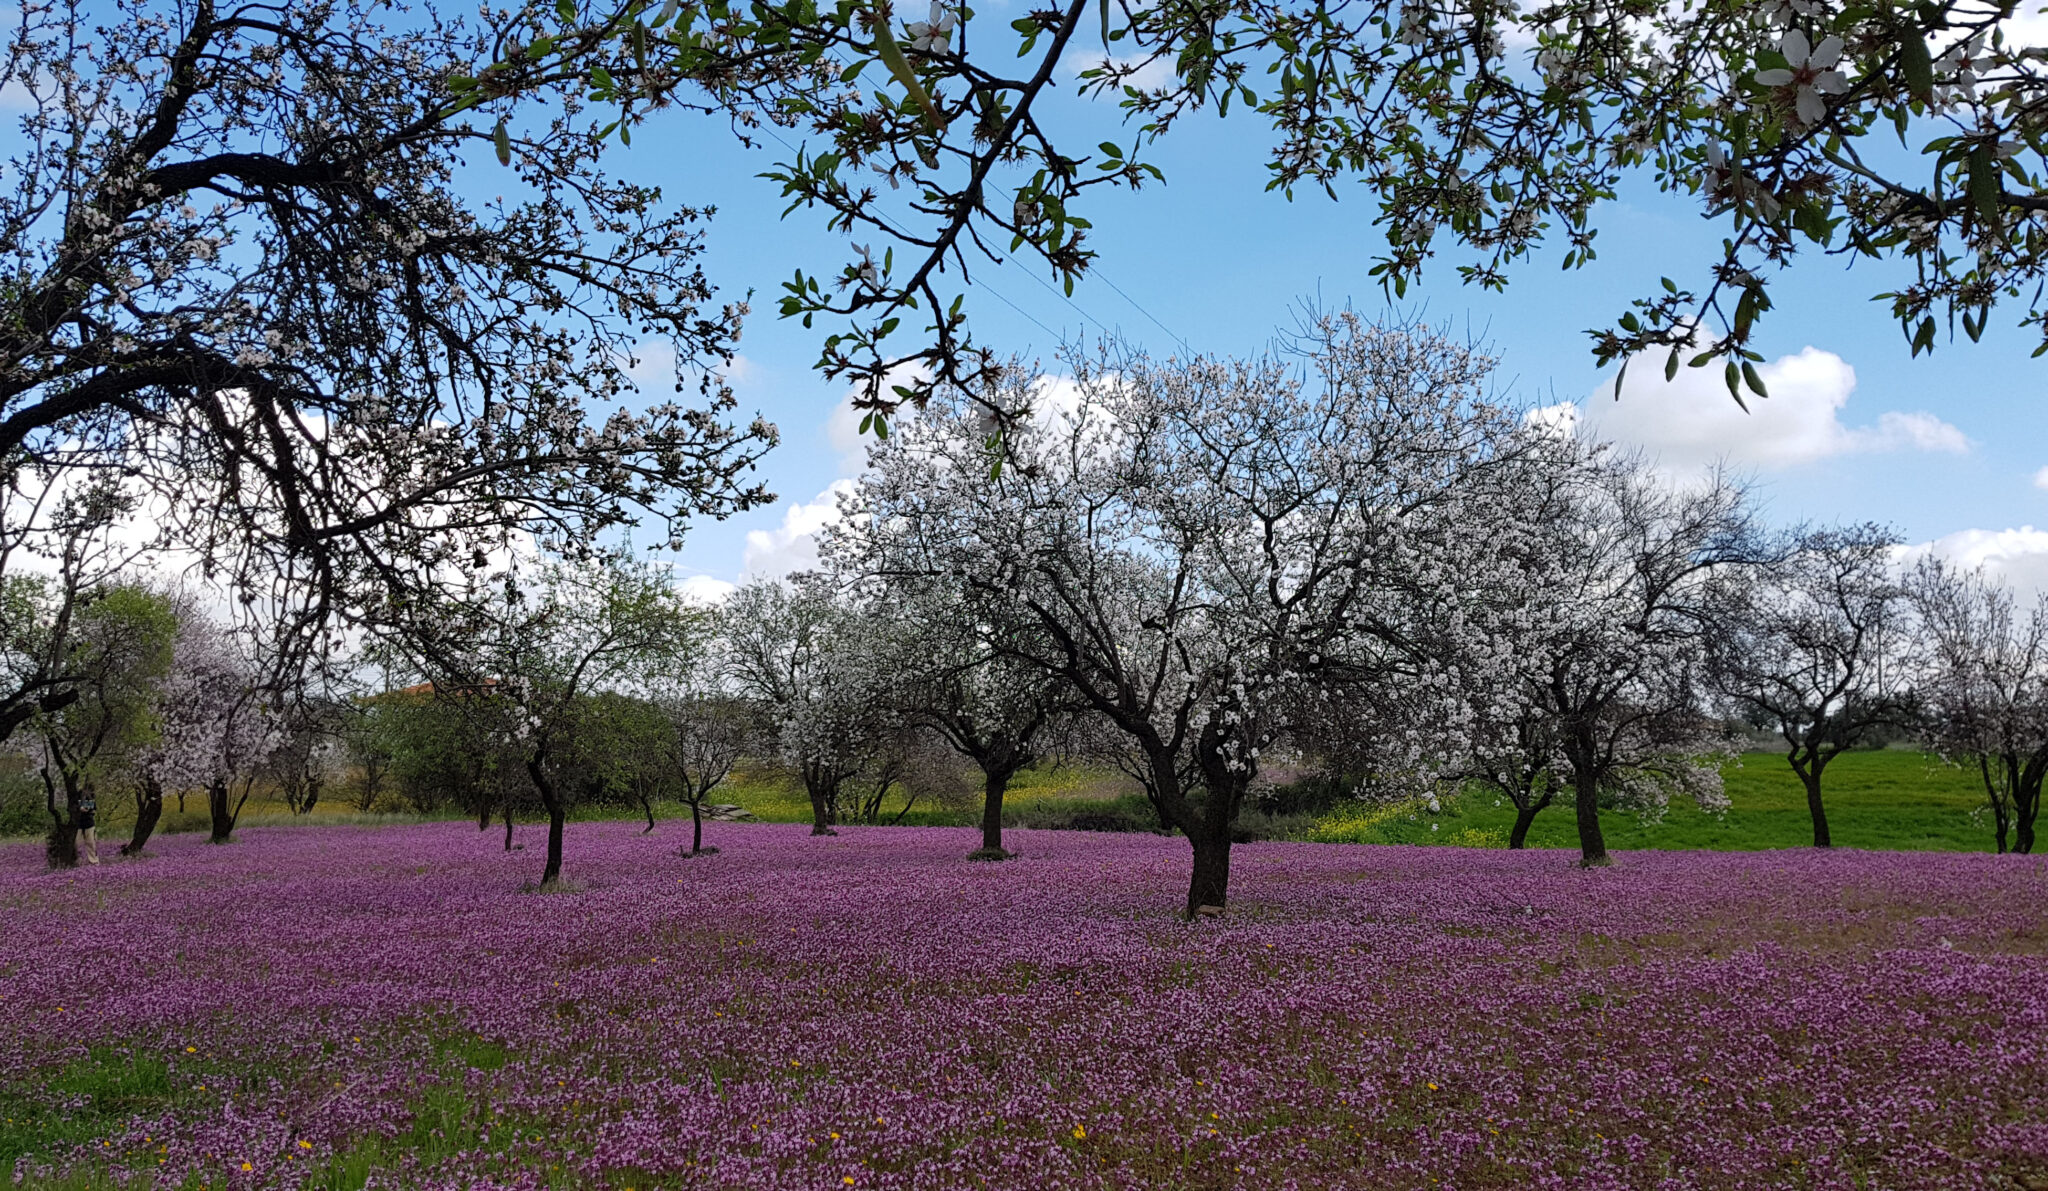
[3,747,2005,854]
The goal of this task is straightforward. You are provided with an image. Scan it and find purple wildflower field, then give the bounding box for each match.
[4,823,2047,1190]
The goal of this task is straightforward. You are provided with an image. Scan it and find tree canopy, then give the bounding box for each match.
[483,0,2048,417]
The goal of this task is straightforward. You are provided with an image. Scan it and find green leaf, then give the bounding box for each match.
[1969,142,2001,227]
[1098,141,1123,159]
[1741,361,1767,398]
[493,120,512,166]
[1664,349,1680,382]
[1723,360,1745,404]
[1901,30,1934,103]
[557,0,577,22]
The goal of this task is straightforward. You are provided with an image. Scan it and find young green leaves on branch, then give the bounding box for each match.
[537,0,2048,418]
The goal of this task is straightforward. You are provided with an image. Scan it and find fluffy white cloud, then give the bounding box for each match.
[1552,345,1969,474]
[2034,465,2048,492]
[1900,526,2048,603]
[675,574,737,606]
[739,478,858,581]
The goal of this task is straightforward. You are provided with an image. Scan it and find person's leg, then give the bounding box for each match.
[80,826,98,864]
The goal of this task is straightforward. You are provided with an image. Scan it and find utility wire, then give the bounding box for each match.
[755,124,1185,353]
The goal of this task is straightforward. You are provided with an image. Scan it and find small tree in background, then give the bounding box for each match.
[33,586,177,867]
[134,607,281,848]
[1911,559,2048,855]
[1711,524,1914,848]
[1510,455,1758,866]
[400,554,690,886]
[658,692,756,857]
[825,571,1076,860]
[721,577,890,837]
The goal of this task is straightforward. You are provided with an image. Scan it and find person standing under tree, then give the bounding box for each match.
[75,794,98,865]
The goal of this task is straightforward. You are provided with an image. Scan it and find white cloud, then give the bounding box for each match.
[676,574,737,606]
[1568,345,1969,474]
[2033,465,2048,491]
[1900,526,2048,604]
[740,478,857,581]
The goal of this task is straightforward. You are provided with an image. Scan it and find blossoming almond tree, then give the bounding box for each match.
[0,0,775,672]
[393,554,691,885]
[720,575,900,835]
[815,559,1079,859]
[133,602,288,849]
[1505,452,1757,866]
[1709,523,1915,848]
[1909,556,2048,853]
[847,314,1538,914]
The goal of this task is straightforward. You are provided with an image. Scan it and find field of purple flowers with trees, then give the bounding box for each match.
[7,823,2048,1190]
[8,0,2048,1185]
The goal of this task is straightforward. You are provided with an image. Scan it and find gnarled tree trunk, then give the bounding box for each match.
[43,767,79,869]
[1508,788,1553,850]
[802,760,839,837]
[123,776,164,856]
[206,778,246,844]
[1788,744,1833,848]
[1185,824,1232,918]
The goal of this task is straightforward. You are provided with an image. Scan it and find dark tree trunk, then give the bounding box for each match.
[640,788,657,833]
[502,799,515,851]
[43,769,78,869]
[804,764,838,836]
[1559,717,1610,867]
[2017,781,2040,855]
[1185,825,1232,918]
[690,798,704,853]
[1508,788,1552,850]
[1571,765,1608,867]
[1789,745,1833,848]
[970,767,1015,859]
[206,779,243,844]
[122,777,164,856]
[1800,770,1832,849]
[543,802,565,884]
[1981,757,2011,854]
[526,754,566,885]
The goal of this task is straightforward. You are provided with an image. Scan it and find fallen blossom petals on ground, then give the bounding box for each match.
[4,822,2046,1189]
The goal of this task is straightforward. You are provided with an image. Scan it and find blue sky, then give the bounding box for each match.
[602,61,2048,599]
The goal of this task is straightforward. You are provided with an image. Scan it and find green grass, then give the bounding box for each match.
[1306,750,1995,852]
[8,751,2001,855]
[0,1047,180,1175]
[717,761,1144,828]
[6,1031,572,1191]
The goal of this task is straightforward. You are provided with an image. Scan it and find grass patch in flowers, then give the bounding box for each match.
[1310,749,1994,852]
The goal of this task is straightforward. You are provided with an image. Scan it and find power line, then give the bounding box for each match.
[980,177,1192,355]
[754,125,1185,353]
